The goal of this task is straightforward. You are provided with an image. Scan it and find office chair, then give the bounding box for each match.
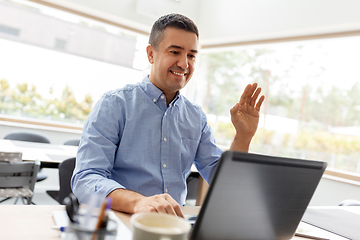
[4,132,51,144]
[4,132,50,182]
[0,154,40,205]
[63,139,80,146]
[186,172,199,205]
[46,157,76,204]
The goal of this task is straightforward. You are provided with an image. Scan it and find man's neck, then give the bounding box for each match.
[164,92,178,106]
[148,76,179,107]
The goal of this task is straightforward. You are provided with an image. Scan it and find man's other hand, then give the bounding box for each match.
[134,193,184,218]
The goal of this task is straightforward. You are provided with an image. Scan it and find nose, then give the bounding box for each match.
[177,54,188,70]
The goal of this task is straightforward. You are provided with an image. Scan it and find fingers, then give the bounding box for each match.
[239,83,264,110]
[239,84,253,105]
[152,195,177,215]
[255,95,265,111]
[164,194,184,218]
[230,103,239,115]
[139,194,184,218]
[250,87,262,106]
[247,83,258,105]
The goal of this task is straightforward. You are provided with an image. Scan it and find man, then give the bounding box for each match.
[71,13,265,218]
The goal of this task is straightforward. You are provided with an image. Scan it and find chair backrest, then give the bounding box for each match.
[58,157,76,204]
[0,160,40,191]
[63,139,80,146]
[4,132,50,144]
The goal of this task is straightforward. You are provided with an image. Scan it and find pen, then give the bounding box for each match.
[91,197,112,240]
[83,192,103,229]
[52,226,66,232]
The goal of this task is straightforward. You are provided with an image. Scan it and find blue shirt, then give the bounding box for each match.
[71,76,223,205]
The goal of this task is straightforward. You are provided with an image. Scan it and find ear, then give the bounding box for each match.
[146,44,155,64]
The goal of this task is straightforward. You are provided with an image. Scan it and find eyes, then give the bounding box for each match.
[170,50,196,60]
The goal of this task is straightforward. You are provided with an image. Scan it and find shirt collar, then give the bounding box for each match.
[169,91,180,106]
[140,76,163,103]
[140,76,181,105]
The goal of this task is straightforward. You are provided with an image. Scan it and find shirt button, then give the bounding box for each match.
[165,188,168,193]
[164,137,167,142]
[161,95,164,99]
[163,163,167,168]
[164,112,167,116]
[153,98,156,102]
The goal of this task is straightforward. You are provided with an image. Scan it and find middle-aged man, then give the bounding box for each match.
[72,13,265,218]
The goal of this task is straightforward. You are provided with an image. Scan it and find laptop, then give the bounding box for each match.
[188,151,327,240]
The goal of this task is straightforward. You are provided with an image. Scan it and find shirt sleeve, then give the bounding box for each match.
[71,93,125,204]
[194,110,224,184]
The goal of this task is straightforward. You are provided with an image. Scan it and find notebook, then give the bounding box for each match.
[188,151,327,240]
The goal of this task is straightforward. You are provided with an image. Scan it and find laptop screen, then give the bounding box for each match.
[189,151,327,240]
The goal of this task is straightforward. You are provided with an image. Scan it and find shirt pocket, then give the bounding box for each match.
[180,137,199,172]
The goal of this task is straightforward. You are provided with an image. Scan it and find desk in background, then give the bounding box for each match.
[0,139,78,168]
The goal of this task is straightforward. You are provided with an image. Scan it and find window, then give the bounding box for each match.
[191,36,360,175]
[0,24,20,36]
[0,0,149,125]
[1,1,359,178]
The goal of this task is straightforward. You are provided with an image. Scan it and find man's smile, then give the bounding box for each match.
[170,70,187,76]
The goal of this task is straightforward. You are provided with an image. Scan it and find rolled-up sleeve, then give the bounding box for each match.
[194,111,224,183]
[71,93,125,204]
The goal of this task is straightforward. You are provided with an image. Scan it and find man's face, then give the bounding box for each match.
[147,27,198,98]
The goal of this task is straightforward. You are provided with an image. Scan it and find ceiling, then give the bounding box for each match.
[37,0,360,48]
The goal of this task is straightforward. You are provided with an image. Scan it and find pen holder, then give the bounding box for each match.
[65,219,118,240]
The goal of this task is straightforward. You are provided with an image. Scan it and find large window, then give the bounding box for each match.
[190,36,360,175]
[1,0,360,176]
[0,0,149,125]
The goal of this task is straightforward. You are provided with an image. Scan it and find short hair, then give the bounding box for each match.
[149,13,199,50]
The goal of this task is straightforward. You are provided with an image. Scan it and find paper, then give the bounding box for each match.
[295,221,331,240]
[52,210,132,240]
[53,210,70,228]
[108,211,132,240]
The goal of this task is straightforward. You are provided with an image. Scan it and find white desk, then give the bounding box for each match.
[0,139,78,167]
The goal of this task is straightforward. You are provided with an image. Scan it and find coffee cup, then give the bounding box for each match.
[130,212,191,240]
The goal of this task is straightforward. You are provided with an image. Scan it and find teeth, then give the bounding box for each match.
[172,71,185,76]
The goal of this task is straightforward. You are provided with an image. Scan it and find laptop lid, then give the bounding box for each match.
[189,151,327,240]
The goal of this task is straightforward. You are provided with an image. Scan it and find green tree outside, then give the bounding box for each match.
[0,78,92,124]
[201,46,360,174]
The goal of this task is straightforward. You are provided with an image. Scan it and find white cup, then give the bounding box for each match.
[130,212,191,240]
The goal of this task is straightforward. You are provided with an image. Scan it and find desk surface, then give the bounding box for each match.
[1,205,356,240]
[0,205,201,240]
[0,139,77,165]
